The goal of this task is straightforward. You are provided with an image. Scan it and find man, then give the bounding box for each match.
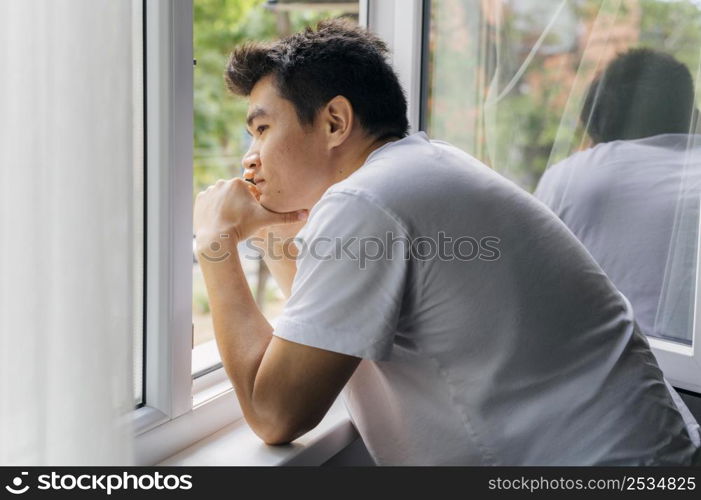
[194,21,700,465]
[535,48,701,345]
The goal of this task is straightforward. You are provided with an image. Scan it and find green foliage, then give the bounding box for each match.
[193,289,211,314]
[639,0,701,90]
[427,0,701,192]
[194,0,271,197]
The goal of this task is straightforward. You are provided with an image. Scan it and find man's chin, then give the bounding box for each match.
[259,196,291,215]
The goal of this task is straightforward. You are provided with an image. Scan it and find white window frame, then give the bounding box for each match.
[133,0,372,466]
[367,0,423,133]
[651,338,701,394]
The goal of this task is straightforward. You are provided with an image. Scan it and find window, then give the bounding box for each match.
[134,0,700,464]
[422,0,701,391]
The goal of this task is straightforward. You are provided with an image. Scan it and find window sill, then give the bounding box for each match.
[157,399,358,466]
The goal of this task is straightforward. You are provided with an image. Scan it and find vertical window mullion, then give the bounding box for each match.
[143,0,193,423]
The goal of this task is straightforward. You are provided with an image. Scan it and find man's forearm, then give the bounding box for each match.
[196,236,272,427]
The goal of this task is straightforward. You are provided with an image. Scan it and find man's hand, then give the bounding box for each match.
[193,178,308,247]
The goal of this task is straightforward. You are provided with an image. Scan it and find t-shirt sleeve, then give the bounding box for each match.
[272,190,410,361]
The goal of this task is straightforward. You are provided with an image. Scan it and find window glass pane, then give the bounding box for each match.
[424,0,701,345]
[192,0,359,375]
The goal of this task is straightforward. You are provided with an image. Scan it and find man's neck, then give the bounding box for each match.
[330,134,401,185]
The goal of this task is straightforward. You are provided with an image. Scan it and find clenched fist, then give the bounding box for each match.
[194,178,308,251]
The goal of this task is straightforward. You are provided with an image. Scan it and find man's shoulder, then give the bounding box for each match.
[298,188,410,246]
[316,186,408,226]
[327,137,538,223]
[535,145,605,199]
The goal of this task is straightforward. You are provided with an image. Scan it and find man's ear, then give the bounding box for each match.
[322,95,354,149]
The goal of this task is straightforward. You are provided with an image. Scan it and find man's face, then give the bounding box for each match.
[242,74,333,213]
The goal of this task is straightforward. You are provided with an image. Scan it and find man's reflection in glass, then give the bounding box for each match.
[536,48,700,345]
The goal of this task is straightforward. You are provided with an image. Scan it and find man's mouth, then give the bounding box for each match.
[245,177,264,187]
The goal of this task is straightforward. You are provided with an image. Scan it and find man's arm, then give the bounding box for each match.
[196,227,360,445]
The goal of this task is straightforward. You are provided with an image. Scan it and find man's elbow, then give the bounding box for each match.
[252,414,320,446]
[259,427,297,446]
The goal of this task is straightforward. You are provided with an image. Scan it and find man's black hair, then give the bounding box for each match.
[581,48,696,143]
[225,18,409,140]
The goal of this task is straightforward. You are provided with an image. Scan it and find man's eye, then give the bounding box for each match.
[256,125,268,135]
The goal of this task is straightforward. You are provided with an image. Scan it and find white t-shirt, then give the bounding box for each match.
[535,134,701,345]
[273,131,701,465]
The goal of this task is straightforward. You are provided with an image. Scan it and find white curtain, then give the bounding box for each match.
[0,0,138,465]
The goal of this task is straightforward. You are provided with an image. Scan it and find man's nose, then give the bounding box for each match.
[241,151,261,170]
